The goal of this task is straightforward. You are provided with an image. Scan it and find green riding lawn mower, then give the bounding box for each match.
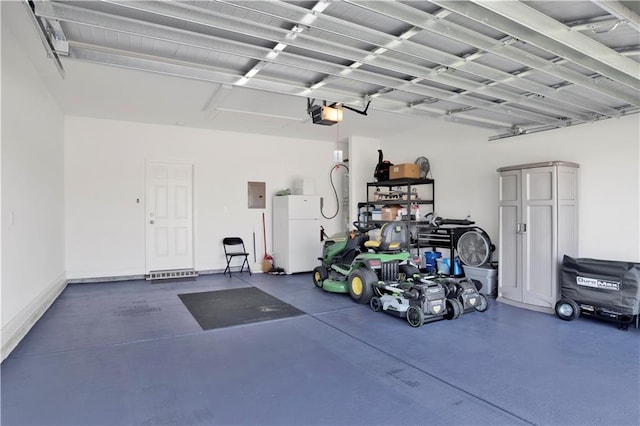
[312,221,421,303]
[312,221,489,327]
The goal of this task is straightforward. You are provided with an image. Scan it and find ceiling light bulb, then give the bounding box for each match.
[322,106,343,122]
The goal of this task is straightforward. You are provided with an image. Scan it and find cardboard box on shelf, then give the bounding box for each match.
[381,205,403,221]
[390,163,420,180]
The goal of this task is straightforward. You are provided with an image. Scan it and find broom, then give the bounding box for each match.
[262,212,273,272]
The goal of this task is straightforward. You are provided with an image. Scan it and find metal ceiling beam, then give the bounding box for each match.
[37,1,566,127]
[33,1,524,126]
[228,0,612,119]
[147,2,569,127]
[34,0,638,136]
[348,1,638,108]
[286,3,612,119]
[68,43,509,131]
[23,0,65,78]
[489,105,640,141]
[433,0,639,91]
[591,0,640,31]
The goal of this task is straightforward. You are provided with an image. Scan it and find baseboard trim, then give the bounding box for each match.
[1,273,67,362]
[496,297,554,315]
[67,274,146,284]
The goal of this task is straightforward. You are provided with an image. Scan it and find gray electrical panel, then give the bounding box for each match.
[248,181,266,209]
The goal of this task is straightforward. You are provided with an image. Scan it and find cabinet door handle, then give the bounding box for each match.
[522,223,527,233]
[516,223,521,233]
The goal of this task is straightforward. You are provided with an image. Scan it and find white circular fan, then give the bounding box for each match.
[414,156,430,179]
[457,230,492,267]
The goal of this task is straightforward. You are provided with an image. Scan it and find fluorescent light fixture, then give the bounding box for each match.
[235,76,250,86]
[300,13,318,26]
[312,0,331,13]
[385,39,402,49]
[245,67,260,78]
[399,27,420,40]
[310,81,327,90]
[266,42,288,60]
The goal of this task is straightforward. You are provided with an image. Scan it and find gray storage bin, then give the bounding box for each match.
[462,265,497,296]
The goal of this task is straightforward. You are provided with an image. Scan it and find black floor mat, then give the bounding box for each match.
[178,287,304,330]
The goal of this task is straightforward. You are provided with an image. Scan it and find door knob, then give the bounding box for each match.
[150,220,155,224]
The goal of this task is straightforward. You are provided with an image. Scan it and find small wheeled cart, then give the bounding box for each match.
[555,255,640,330]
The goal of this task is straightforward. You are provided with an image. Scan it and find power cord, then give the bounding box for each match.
[321,163,349,219]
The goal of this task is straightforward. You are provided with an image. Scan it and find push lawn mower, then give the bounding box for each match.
[418,213,492,314]
[313,221,422,304]
[369,276,462,327]
[434,276,489,314]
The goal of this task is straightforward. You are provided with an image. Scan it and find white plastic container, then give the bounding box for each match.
[462,264,498,296]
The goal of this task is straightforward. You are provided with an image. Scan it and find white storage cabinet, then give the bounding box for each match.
[497,161,579,313]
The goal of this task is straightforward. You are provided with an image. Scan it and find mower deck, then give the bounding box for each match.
[320,279,349,293]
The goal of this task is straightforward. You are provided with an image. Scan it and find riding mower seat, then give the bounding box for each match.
[364,222,409,253]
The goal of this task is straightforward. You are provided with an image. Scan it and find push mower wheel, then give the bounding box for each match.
[348,269,377,304]
[312,266,328,288]
[444,298,463,320]
[555,298,580,321]
[406,305,424,327]
[400,264,420,281]
[474,294,489,312]
[370,296,382,312]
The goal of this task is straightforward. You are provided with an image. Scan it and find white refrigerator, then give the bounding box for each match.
[272,195,322,274]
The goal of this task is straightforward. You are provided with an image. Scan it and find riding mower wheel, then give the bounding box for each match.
[348,269,377,304]
[312,266,328,288]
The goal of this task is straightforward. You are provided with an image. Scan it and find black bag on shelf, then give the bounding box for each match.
[561,255,640,315]
[374,149,393,182]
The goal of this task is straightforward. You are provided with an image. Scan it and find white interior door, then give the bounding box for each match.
[146,162,194,272]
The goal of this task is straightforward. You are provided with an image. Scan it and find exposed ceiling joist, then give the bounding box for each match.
[591,0,640,32]
[27,0,640,140]
[433,0,639,90]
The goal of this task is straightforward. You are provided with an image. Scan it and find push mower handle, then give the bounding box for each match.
[425,213,475,227]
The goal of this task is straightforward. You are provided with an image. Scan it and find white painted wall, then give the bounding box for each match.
[1,22,66,359]
[64,117,345,279]
[376,116,640,262]
[347,136,382,225]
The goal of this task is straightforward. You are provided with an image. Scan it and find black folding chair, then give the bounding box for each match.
[222,237,252,277]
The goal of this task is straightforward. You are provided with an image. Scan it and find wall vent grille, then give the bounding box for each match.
[146,269,198,281]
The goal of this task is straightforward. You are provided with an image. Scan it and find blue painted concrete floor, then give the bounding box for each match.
[2,273,638,426]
